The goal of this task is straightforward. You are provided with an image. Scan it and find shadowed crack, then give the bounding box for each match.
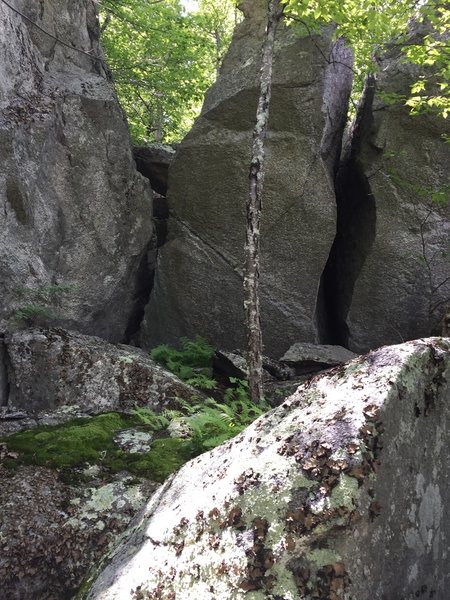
[0,335,10,407]
[123,231,158,344]
[316,76,377,347]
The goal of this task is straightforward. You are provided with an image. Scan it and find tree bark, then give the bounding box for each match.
[244,0,283,403]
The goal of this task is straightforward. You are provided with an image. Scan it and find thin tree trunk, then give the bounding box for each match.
[244,0,283,403]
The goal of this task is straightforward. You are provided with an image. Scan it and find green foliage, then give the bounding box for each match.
[99,0,238,143]
[3,338,271,484]
[403,2,450,117]
[130,407,170,431]
[2,334,271,483]
[13,282,78,326]
[150,338,270,453]
[13,305,54,326]
[283,0,450,118]
[127,437,192,481]
[170,393,269,455]
[150,336,216,388]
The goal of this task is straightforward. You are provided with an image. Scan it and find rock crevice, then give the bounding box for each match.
[0,334,10,407]
[316,76,377,347]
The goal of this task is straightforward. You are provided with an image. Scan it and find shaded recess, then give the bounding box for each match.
[316,76,377,347]
[123,234,158,344]
[126,145,175,342]
[0,335,10,406]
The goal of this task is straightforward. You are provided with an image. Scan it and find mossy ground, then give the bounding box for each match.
[1,338,271,484]
[1,412,194,483]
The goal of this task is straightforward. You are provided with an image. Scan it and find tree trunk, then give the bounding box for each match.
[244,0,283,403]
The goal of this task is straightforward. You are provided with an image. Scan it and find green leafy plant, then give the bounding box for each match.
[131,407,170,431]
[177,395,269,455]
[150,336,216,388]
[149,338,271,454]
[99,0,239,143]
[13,304,54,326]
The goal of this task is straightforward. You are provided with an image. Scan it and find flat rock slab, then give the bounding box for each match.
[83,338,450,600]
[281,343,358,373]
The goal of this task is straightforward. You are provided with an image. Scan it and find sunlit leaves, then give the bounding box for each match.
[99,0,236,143]
[282,0,450,118]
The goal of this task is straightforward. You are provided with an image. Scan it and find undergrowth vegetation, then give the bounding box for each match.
[2,337,271,484]
[150,336,271,453]
[150,335,216,388]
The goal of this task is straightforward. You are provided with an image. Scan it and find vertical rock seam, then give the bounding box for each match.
[0,334,10,407]
[316,76,377,347]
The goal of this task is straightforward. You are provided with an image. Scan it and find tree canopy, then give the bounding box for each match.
[99,0,448,146]
[99,0,238,144]
[282,0,450,118]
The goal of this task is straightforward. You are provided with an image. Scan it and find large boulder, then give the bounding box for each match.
[0,328,197,432]
[319,30,450,353]
[83,337,450,599]
[140,1,353,357]
[0,0,153,342]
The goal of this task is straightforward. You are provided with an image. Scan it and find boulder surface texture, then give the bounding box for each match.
[84,337,450,600]
[140,0,353,357]
[0,464,158,600]
[0,0,153,342]
[1,328,196,426]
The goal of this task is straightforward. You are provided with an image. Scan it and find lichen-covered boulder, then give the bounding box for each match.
[321,27,450,353]
[0,464,158,600]
[84,337,450,599]
[0,0,153,342]
[1,328,197,428]
[140,0,353,356]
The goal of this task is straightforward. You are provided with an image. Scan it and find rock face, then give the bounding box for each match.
[83,337,450,599]
[140,0,353,357]
[319,38,450,353]
[0,0,153,342]
[1,328,197,428]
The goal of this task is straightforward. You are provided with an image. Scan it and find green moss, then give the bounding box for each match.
[128,437,193,481]
[2,412,195,483]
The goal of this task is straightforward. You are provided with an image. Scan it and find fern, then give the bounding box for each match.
[150,336,216,387]
[132,407,170,431]
[148,338,271,455]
